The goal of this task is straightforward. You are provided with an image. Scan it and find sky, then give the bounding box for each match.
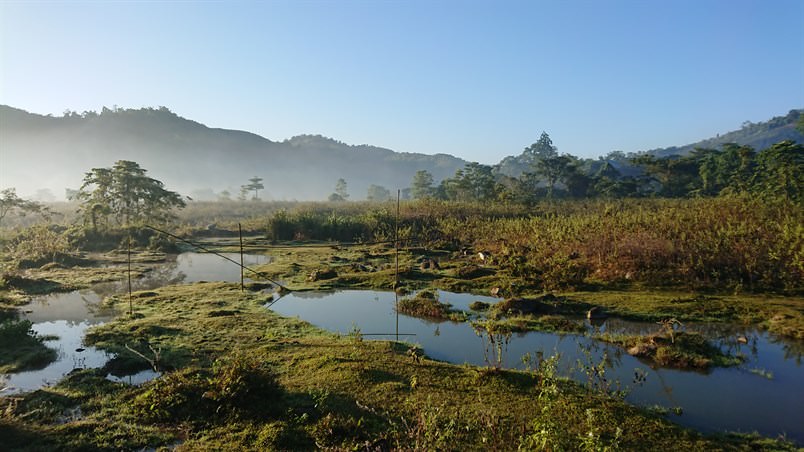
[1,0,803,164]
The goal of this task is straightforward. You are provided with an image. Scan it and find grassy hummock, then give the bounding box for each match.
[599,330,744,370]
[396,290,466,321]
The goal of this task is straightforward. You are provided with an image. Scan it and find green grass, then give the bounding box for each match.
[599,331,744,370]
[0,283,795,450]
[396,290,467,322]
[0,319,58,373]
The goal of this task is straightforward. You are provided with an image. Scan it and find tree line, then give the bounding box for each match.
[408,134,803,204]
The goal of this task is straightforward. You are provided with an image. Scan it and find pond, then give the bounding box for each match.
[3,252,802,444]
[269,289,804,443]
[1,252,269,395]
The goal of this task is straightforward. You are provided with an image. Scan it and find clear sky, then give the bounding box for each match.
[1,0,803,163]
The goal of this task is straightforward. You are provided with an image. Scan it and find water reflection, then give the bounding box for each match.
[2,251,273,395]
[269,289,804,443]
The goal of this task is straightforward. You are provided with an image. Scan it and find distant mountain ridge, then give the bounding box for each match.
[1,105,801,200]
[493,109,803,178]
[647,109,803,158]
[0,105,467,200]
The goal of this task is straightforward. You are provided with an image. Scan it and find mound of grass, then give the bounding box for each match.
[603,331,743,369]
[396,290,466,321]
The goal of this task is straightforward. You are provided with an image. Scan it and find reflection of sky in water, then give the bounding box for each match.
[2,320,112,394]
[270,290,804,443]
[93,252,274,296]
[2,252,272,396]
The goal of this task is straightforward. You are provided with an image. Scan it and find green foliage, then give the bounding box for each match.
[0,188,51,227]
[6,224,73,267]
[366,184,391,201]
[411,169,436,199]
[77,160,185,230]
[241,176,265,200]
[133,352,281,423]
[438,162,498,201]
[0,318,57,373]
[751,140,804,202]
[397,291,459,320]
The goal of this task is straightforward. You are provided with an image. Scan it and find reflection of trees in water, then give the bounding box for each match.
[290,290,338,300]
[136,262,186,290]
[90,262,186,298]
[77,290,115,320]
[593,318,804,365]
[776,338,803,365]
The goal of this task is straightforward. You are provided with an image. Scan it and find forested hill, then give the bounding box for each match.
[0,105,467,200]
[493,109,803,179]
[647,109,804,158]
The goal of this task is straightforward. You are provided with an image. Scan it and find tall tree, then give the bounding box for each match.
[523,132,567,199]
[752,140,804,202]
[77,160,185,229]
[533,154,571,199]
[241,176,265,200]
[366,184,391,202]
[523,132,558,162]
[411,170,436,199]
[328,178,350,202]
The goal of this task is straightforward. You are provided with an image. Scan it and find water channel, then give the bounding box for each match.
[2,252,802,444]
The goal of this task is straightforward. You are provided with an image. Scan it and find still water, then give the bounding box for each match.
[1,252,269,394]
[270,290,804,443]
[3,252,802,444]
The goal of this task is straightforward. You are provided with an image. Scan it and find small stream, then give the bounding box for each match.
[2,252,802,444]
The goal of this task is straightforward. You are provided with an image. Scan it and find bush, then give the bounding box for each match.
[133,352,282,423]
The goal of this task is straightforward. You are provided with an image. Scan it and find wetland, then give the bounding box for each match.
[1,198,802,450]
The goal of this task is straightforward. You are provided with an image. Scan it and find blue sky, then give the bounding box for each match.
[1,0,802,163]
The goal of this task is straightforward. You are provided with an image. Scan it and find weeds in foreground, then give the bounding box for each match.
[522,352,624,451]
[397,396,456,451]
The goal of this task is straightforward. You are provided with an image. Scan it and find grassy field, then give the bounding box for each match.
[1,282,796,450]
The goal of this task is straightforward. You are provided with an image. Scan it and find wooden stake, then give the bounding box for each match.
[395,189,400,341]
[127,233,132,315]
[239,223,244,291]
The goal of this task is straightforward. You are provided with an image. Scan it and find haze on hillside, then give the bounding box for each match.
[1,105,802,201]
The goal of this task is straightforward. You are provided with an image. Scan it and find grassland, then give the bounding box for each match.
[1,283,796,450]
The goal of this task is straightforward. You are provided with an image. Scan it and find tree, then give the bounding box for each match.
[0,188,50,226]
[218,190,232,202]
[241,176,265,200]
[77,160,185,229]
[328,178,349,202]
[523,132,558,163]
[366,184,391,202]
[752,140,804,202]
[462,162,497,201]
[411,170,436,199]
[533,154,571,198]
[522,132,567,199]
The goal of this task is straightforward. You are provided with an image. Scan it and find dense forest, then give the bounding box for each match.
[409,135,803,204]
